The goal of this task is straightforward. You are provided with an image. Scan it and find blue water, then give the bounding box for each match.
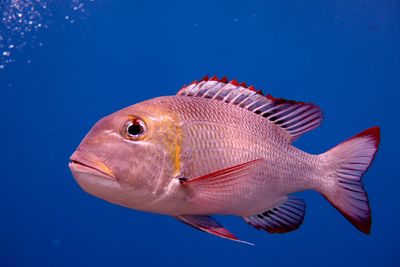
[1,1,399,266]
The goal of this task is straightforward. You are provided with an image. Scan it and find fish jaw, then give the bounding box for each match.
[68,152,123,203]
[69,160,116,181]
[69,160,121,191]
[69,152,117,181]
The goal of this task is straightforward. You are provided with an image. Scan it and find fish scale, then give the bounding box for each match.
[151,96,320,215]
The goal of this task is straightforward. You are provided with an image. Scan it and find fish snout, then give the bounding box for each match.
[69,151,117,181]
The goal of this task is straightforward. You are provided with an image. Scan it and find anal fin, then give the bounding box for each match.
[176,215,253,245]
[243,196,306,233]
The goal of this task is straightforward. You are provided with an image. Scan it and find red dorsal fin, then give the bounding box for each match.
[230,79,240,86]
[177,76,323,142]
[200,75,209,82]
[220,76,228,83]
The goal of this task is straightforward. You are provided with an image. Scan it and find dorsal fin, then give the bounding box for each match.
[177,76,323,142]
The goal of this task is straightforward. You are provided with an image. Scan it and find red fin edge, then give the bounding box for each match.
[321,126,380,234]
[176,215,254,245]
[177,76,323,142]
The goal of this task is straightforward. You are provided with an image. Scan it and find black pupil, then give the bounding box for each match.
[128,123,142,136]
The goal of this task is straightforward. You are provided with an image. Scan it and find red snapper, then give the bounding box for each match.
[69,76,380,244]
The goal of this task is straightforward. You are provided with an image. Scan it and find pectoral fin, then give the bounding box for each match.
[176,215,253,245]
[179,158,264,207]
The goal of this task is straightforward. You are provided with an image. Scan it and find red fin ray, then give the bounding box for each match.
[177,76,323,142]
[176,215,253,245]
[180,159,264,208]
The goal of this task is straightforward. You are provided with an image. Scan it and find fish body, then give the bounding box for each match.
[69,76,380,243]
[129,96,317,216]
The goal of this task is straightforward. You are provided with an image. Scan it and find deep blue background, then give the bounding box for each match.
[1,1,399,266]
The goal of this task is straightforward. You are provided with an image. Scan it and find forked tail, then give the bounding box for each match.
[319,126,380,234]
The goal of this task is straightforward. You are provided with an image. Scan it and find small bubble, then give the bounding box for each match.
[0,0,97,69]
[27,60,32,64]
[234,18,238,22]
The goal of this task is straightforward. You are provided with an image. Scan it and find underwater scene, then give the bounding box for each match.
[1,1,399,266]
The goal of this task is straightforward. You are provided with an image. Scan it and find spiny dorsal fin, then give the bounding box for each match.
[243,196,306,233]
[177,76,323,142]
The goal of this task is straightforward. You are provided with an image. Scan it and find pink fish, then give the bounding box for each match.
[69,76,380,244]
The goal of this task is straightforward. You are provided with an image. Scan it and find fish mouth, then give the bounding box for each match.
[69,156,117,181]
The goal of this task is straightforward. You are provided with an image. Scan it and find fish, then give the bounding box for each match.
[69,75,380,244]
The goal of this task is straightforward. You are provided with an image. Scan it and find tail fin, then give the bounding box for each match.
[319,126,380,234]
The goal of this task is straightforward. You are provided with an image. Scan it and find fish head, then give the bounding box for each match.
[69,97,180,209]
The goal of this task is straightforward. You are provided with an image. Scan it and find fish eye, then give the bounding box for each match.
[123,118,146,139]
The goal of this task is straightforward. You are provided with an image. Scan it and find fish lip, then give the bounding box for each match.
[69,159,117,181]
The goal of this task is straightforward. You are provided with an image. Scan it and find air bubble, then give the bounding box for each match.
[0,0,96,71]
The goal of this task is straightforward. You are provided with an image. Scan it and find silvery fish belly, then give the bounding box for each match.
[69,76,380,244]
